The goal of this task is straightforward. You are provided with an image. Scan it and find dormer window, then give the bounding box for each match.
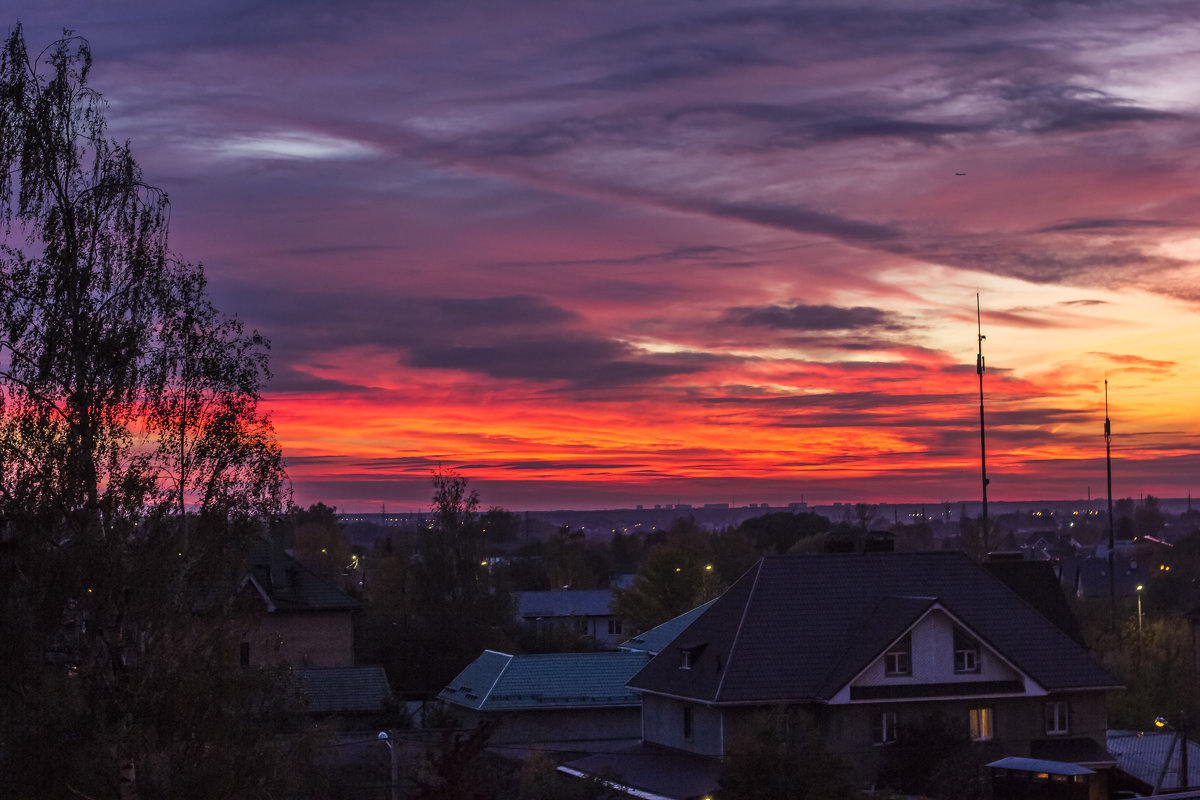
[884,633,911,676]
[678,642,706,670]
[954,629,981,674]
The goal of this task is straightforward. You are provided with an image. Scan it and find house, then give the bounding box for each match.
[512,589,627,647]
[619,552,1120,793]
[240,535,391,717]
[437,649,650,746]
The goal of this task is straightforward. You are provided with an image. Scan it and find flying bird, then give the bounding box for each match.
[955,172,967,176]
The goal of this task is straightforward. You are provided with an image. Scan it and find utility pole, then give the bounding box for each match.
[1106,380,1116,630]
[977,295,989,553]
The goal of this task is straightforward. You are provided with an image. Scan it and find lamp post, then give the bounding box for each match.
[378,730,399,800]
[1136,584,1144,633]
[1154,712,1190,791]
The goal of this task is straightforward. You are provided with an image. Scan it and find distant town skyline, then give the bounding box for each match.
[8,3,1200,512]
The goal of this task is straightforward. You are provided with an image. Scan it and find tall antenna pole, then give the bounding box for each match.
[1106,380,1116,629]
[977,294,989,553]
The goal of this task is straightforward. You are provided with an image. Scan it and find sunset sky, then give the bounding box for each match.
[9,2,1200,511]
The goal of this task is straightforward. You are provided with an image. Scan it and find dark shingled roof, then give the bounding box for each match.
[245,536,359,612]
[984,559,1086,646]
[297,666,391,714]
[627,552,1119,705]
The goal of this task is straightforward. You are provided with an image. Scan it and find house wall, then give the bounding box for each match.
[641,694,724,756]
[823,692,1110,784]
[446,706,642,745]
[854,610,1020,687]
[246,610,355,668]
[526,614,626,648]
[711,691,1110,786]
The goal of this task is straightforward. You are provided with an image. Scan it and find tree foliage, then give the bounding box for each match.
[720,708,858,800]
[612,518,753,633]
[739,510,830,554]
[0,26,295,798]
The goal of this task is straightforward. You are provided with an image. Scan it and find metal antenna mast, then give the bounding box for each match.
[977,294,989,553]
[1106,379,1116,629]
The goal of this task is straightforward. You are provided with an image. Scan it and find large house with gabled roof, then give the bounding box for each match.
[625,551,1121,790]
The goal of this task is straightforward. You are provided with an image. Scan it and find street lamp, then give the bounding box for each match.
[1153,712,1190,791]
[1136,584,1144,632]
[378,731,399,800]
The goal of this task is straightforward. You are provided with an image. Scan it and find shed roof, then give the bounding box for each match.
[297,666,391,714]
[439,649,649,711]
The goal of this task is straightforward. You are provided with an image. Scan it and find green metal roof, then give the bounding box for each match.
[439,650,650,711]
[620,599,716,655]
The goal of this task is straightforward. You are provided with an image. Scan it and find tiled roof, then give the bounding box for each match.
[439,650,649,711]
[621,599,716,655]
[984,559,1085,646]
[562,743,721,800]
[245,536,359,612]
[297,666,391,714]
[628,552,1119,705]
[1108,730,1200,790]
[513,590,613,618]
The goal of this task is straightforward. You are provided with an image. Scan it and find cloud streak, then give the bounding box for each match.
[8,1,1200,509]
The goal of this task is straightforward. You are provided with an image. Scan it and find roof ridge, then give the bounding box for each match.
[477,650,513,708]
[714,558,763,703]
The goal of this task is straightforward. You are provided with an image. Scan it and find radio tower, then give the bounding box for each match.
[1106,380,1116,628]
[977,295,989,553]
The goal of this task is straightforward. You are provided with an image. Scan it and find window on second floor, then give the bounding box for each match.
[1045,701,1069,735]
[884,633,911,677]
[872,711,898,745]
[969,706,994,741]
[680,649,693,670]
[954,629,981,674]
[608,618,623,635]
[683,706,694,741]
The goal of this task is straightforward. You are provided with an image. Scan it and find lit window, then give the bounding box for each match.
[873,711,898,745]
[954,629,981,674]
[1045,701,1069,735]
[969,706,994,741]
[885,634,911,676]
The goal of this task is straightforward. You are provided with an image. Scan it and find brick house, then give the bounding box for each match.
[240,535,390,717]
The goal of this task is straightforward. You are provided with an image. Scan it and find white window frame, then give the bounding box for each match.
[1045,701,1069,735]
[873,710,898,745]
[954,629,981,674]
[884,634,911,677]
